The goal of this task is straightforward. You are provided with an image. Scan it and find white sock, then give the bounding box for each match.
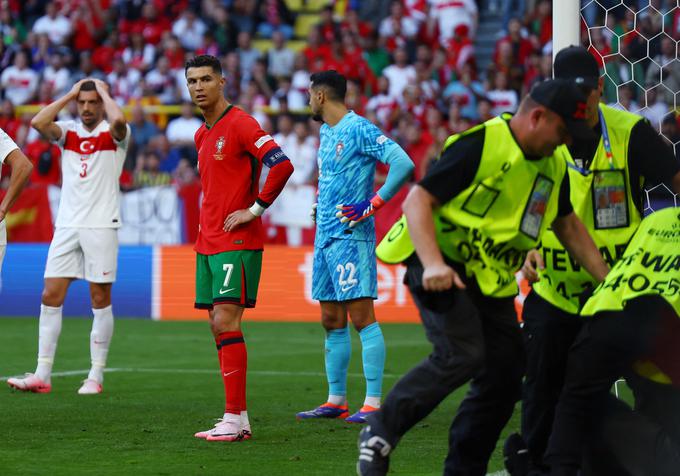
[327,394,347,406]
[364,396,381,408]
[222,412,240,423]
[240,410,250,427]
[35,304,63,383]
[87,305,114,383]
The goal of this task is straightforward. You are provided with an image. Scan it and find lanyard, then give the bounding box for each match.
[569,108,614,176]
[598,108,615,170]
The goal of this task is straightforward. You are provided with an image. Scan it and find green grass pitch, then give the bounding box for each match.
[1,318,521,475]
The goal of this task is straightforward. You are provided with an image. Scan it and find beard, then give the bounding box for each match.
[311,113,323,122]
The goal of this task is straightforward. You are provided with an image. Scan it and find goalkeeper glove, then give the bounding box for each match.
[310,202,317,223]
[335,195,385,228]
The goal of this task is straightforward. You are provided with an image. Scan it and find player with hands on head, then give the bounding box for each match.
[8,77,129,396]
[296,70,414,424]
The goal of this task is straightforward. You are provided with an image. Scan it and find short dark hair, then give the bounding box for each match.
[79,80,96,92]
[185,55,222,76]
[310,70,347,102]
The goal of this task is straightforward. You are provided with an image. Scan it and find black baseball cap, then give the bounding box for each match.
[554,45,600,89]
[529,78,595,140]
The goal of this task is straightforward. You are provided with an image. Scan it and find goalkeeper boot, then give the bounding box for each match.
[296,402,349,420]
[346,405,379,424]
[7,373,51,393]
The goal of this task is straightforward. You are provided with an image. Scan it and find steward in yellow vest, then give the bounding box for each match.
[358,79,609,476]
[546,207,680,476]
[512,46,680,474]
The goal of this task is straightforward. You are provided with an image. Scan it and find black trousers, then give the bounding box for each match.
[521,290,583,469]
[545,295,679,476]
[581,376,680,476]
[367,264,525,476]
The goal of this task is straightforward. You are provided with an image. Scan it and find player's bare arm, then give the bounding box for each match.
[0,149,33,222]
[403,185,466,292]
[552,212,609,282]
[31,79,90,141]
[92,78,127,141]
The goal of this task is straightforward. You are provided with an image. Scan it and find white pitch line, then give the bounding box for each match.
[0,367,404,381]
[1,366,510,476]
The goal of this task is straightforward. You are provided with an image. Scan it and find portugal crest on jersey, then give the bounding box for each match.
[214,136,225,160]
[335,141,344,160]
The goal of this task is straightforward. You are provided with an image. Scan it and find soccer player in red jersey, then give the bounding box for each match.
[185,55,294,442]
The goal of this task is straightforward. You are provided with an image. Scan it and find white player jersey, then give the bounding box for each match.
[0,128,20,245]
[54,120,130,228]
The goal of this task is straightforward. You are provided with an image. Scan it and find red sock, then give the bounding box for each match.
[216,331,247,415]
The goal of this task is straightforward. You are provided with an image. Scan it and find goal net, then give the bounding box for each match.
[578,0,679,212]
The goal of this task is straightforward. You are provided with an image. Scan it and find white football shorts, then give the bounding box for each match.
[44,227,119,283]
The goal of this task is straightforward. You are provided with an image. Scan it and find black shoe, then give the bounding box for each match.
[357,425,391,476]
[504,432,530,476]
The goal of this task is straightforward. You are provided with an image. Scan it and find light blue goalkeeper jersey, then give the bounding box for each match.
[315,111,398,248]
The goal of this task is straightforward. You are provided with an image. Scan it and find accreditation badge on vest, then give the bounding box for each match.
[520,174,554,239]
[592,169,628,229]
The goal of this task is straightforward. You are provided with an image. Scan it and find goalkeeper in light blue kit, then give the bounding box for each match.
[296,70,415,423]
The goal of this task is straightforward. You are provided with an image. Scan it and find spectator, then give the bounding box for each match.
[0,8,26,47]
[222,51,242,102]
[302,27,331,72]
[289,54,311,110]
[210,6,238,54]
[137,2,172,46]
[641,86,668,130]
[42,52,70,98]
[70,1,102,53]
[362,31,391,78]
[494,18,533,71]
[122,30,156,73]
[403,118,434,182]
[446,24,475,76]
[172,10,207,52]
[1,50,39,106]
[145,57,178,105]
[31,2,71,46]
[251,58,275,101]
[379,1,419,41]
[487,70,518,116]
[196,30,220,58]
[236,30,262,85]
[609,83,640,112]
[29,32,53,73]
[442,62,485,120]
[268,30,295,78]
[107,57,142,104]
[646,35,680,105]
[25,135,60,186]
[256,0,295,39]
[0,99,22,140]
[273,113,295,152]
[134,150,173,188]
[92,30,125,74]
[129,104,160,167]
[317,5,341,43]
[341,8,373,39]
[166,102,202,149]
[382,47,417,100]
[173,157,198,186]
[230,0,259,35]
[70,51,106,85]
[428,0,478,44]
[366,76,399,130]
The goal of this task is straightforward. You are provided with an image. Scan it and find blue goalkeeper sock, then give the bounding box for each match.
[324,326,351,403]
[359,322,385,400]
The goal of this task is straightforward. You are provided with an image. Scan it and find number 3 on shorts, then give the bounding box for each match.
[219,263,234,294]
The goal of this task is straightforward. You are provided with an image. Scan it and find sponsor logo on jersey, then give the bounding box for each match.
[255,134,273,149]
[214,136,225,160]
[376,135,388,145]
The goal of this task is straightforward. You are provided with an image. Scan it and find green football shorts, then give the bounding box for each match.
[194,250,263,309]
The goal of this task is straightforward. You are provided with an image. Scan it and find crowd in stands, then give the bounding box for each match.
[0,0,678,244]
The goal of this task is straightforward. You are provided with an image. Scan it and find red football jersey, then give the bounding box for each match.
[194,105,279,255]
